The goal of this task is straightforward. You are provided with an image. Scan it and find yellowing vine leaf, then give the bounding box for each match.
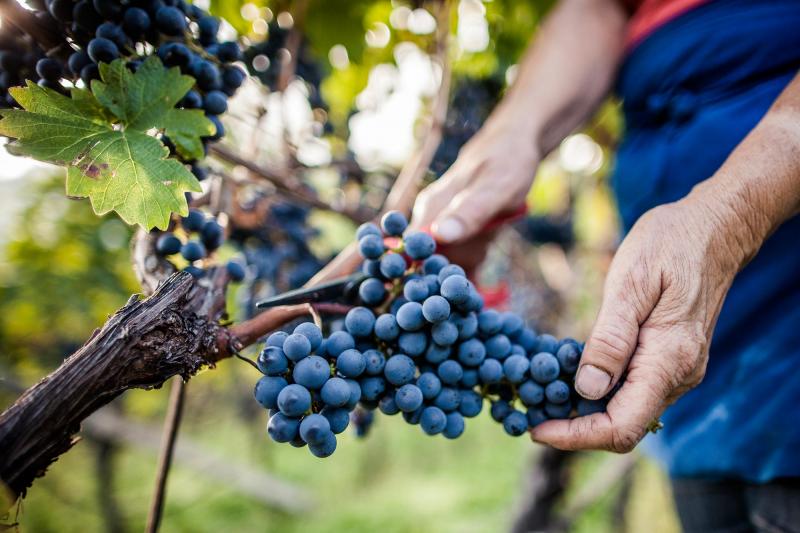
[0,57,215,230]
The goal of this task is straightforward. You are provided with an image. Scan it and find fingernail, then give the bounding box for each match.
[575,365,611,400]
[433,218,464,242]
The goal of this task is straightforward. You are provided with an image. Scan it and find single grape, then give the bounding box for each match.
[361,259,383,278]
[424,343,451,364]
[344,307,376,338]
[384,354,415,386]
[423,254,449,275]
[293,322,323,351]
[200,219,223,250]
[398,332,427,357]
[526,408,548,428]
[257,346,288,376]
[68,51,92,76]
[293,355,330,389]
[485,334,512,360]
[433,387,460,412]
[503,354,530,383]
[576,398,607,416]
[122,6,150,36]
[277,384,312,416]
[180,240,206,262]
[477,309,502,335]
[358,234,385,260]
[155,233,182,255]
[35,58,62,81]
[395,384,424,412]
[379,253,406,279]
[516,327,539,352]
[203,90,228,115]
[299,414,332,445]
[379,395,400,415]
[266,331,289,348]
[226,261,246,282]
[452,312,478,340]
[358,277,386,305]
[380,210,407,236]
[336,349,366,378]
[530,352,560,384]
[437,360,463,385]
[320,406,350,433]
[267,412,300,443]
[544,401,572,419]
[556,342,581,374]
[518,380,545,406]
[216,41,242,62]
[308,432,336,458]
[155,6,186,35]
[283,333,312,362]
[416,372,442,400]
[420,406,447,435]
[437,264,466,283]
[356,222,382,240]
[403,231,436,260]
[443,411,465,439]
[359,376,386,401]
[440,275,471,305]
[396,301,424,331]
[422,295,450,323]
[319,377,350,407]
[458,390,483,417]
[490,400,513,422]
[325,331,355,358]
[545,380,570,404]
[374,314,400,341]
[87,37,119,63]
[457,338,487,367]
[423,274,440,295]
[403,278,429,302]
[254,376,288,409]
[478,359,503,384]
[402,406,424,425]
[181,208,205,232]
[344,379,361,408]
[536,334,560,354]
[363,349,386,375]
[460,369,479,387]
[503,410,528,436]
[500,312,524,339]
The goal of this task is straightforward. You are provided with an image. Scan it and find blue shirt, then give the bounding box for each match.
[611,0,800,482]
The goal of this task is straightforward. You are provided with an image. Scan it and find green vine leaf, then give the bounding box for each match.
[0,57,215,230]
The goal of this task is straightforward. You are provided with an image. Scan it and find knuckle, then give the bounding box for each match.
[609,425,643,453]
[589,323,636,366]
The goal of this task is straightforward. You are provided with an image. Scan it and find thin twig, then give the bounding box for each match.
[145,378,187,533]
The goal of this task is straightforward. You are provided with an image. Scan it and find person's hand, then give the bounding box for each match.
[410,107,541,272]
[531,196,750,452]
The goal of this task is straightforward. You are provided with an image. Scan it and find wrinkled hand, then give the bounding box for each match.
[410,108,540,272]
[531,197,747,452]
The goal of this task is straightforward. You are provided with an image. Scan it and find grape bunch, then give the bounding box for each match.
[154,208,245,281]
[251,210,606,457]
[0,0,247,183]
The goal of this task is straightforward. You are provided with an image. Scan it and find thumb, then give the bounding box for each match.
[576,266,658,400]
[431,185,500,244]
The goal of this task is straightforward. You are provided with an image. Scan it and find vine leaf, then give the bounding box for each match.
[0,57,214,230]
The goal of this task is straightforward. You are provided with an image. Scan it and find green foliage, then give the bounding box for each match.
[0,58,210,230]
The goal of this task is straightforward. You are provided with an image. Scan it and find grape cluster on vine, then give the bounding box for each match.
[251,210,606,457]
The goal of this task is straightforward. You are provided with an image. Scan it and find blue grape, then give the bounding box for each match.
[503,355,530,383]
[283,333,312,362]
[36,58,62,81]
[403,231,436,260]
[458,338,486,367]
[545,380,570,404]
[420,406,447,435]
[325,331,355,357]
[545,401,572,419]
[379,395,400,415]
[440,275,471,305]
[425,343,451,364]
[374,314,400,341]
[389,296,408,315]
[267,412,300,443]
[257,346,288,376]
[536,334,559,354]
[530,352,560,384]
[478,359,503,384]
[277,384,311,416]
[293,322,323,351]
[320,377,350,407]
[336,349,366,377]
[490,400,513,422]
[361,259,383,278]
[321,406,350,433]
[266,331,289,348]
[500,312,524,338]
[396,301,424,331]
[423,254,449,275]
[461,369,479,387]
[422,295,450,323]
[203,90,228,115]
[299,414,331,445]
[423,274,440,295]
[217,41,242,62]
[181,208,205,231]
[359,376,386,401]
[576,398,607,416]
[345,307,376,338]
[344,379,361,409]
[431,320,458,346]
[308,432,337,458]
[122,7,150,36]
[402,407,423,425]
[556,342,581,374]
[398,332,427,357]
[403,278,429,302]
[458,390,483,417]
[437,264,466,283]
[503,410,528,436]
[384,354,415,386]
[416,372,442,399]
[437,360,463,385]
[452,312,478,340]
[395,384,424,412]
[87,37,119,63]
[226,261,246,282]
[477,310,503,335]
[155,6,186,35]
[519,380,545,406]
[380,210,407,236]
[180,240,206,262]
[363,349,386,375]
[155,233,182,255]
[516,328,539,352]
[68,51,92,76]
[359,277,386,305]
[254,376,287,409]
[526,408,548,428]
[200,220,223,250]
[485,334,511,359]
[358,234,385,259]
[356,222,382,240]
[379,253,406,279]
[433,387,460,412]
[443,411,465,439]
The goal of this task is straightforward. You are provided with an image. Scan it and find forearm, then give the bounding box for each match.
[686,72,800,269]
[496,0,627,154]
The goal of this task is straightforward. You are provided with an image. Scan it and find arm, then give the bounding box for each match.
[411,0,628,242]
[532,73,800,452]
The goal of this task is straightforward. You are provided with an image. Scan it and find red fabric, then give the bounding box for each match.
[624,0,710,49]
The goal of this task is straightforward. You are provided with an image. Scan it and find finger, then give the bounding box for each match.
[430,183,505,244]
[531,366,668,452]
[575,262,659,400]
[410,164,475,231]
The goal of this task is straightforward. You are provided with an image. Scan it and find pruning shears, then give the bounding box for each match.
[255,204,528,309]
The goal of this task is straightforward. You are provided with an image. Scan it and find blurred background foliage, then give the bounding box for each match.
[0,0,679,531]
